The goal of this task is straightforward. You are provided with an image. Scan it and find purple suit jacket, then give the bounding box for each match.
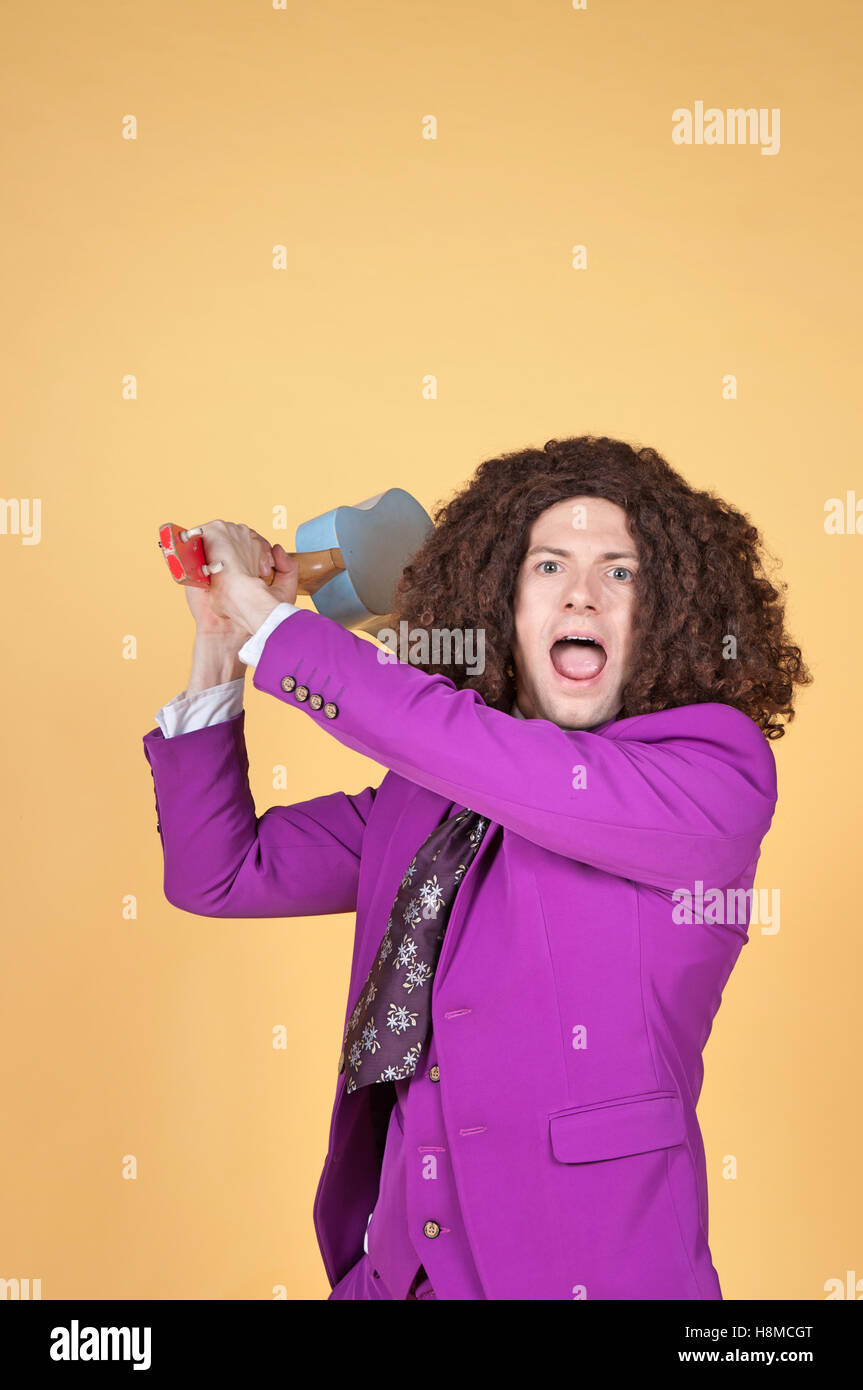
[143,609,778,1299]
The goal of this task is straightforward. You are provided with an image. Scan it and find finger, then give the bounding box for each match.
[245,531,276,579]
[195,522,233,578]
[271,542,295,568]
[185,521,223,544]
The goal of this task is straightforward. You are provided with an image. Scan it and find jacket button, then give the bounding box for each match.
[156,821,161,833]
[281,676,296,692]
[309,693,323,710]
[323,701,339,719]
[337,1050,345,1074]
[423,1220,441,1239]
[295,685,309,702]
[429,1065,440,1082]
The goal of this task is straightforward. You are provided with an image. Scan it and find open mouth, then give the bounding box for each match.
[549,633,607,683]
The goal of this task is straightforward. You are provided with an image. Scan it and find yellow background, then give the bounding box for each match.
[1,0,860,1300]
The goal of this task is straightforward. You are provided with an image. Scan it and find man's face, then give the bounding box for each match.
[510,496,639,729]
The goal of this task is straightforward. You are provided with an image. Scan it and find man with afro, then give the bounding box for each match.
[143,435,810,1300]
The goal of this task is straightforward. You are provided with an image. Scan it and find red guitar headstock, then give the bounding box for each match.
[158,523,214,587]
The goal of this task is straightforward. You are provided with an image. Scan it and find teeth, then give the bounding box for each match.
[562,636,596,644]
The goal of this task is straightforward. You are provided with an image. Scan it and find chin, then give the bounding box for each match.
[558,707,606,731]
[544,691,619,731]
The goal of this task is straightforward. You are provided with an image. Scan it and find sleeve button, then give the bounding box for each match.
[309,693,323,710]
[280,676,296,693]
[295,685,309,702]
[323,701,339,719]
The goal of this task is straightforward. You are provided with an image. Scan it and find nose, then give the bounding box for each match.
[562,568,600,613]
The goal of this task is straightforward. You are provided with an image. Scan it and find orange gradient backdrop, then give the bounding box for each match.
[1,0,860,1299]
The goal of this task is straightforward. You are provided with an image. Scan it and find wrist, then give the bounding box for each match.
[223,575,283,635]
[187,634,247,695]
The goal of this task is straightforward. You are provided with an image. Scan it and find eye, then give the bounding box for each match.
[537,560,562,574]
[609,566,634,581]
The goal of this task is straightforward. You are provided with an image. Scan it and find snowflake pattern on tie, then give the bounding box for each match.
[340,808,489,1092]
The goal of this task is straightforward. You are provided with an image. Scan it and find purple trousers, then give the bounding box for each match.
[328,1255,437,1300]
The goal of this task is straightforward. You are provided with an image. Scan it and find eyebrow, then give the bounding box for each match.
[524,546,639,561]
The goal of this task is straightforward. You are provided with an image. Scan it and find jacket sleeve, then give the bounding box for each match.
[249,610,779,890]
[142,709,378,917]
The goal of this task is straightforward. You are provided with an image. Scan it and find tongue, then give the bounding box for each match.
[551,640,606,681]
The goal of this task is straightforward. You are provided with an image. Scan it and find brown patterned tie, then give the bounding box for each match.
[338,806,489,1092]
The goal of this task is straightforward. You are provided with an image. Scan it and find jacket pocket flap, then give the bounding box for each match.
[549,1089,686,1163]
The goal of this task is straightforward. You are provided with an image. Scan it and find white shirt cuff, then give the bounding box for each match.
[238,601,301,667]
[154,678,247,738]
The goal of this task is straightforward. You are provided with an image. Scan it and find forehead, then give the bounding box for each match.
[527,496,635,542]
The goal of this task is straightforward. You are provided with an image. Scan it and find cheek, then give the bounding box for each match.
[610,607,635,665]
[617,622,638,674]
[511,588,535,647]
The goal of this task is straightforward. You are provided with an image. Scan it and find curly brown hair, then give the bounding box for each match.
[392,435,811,739]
